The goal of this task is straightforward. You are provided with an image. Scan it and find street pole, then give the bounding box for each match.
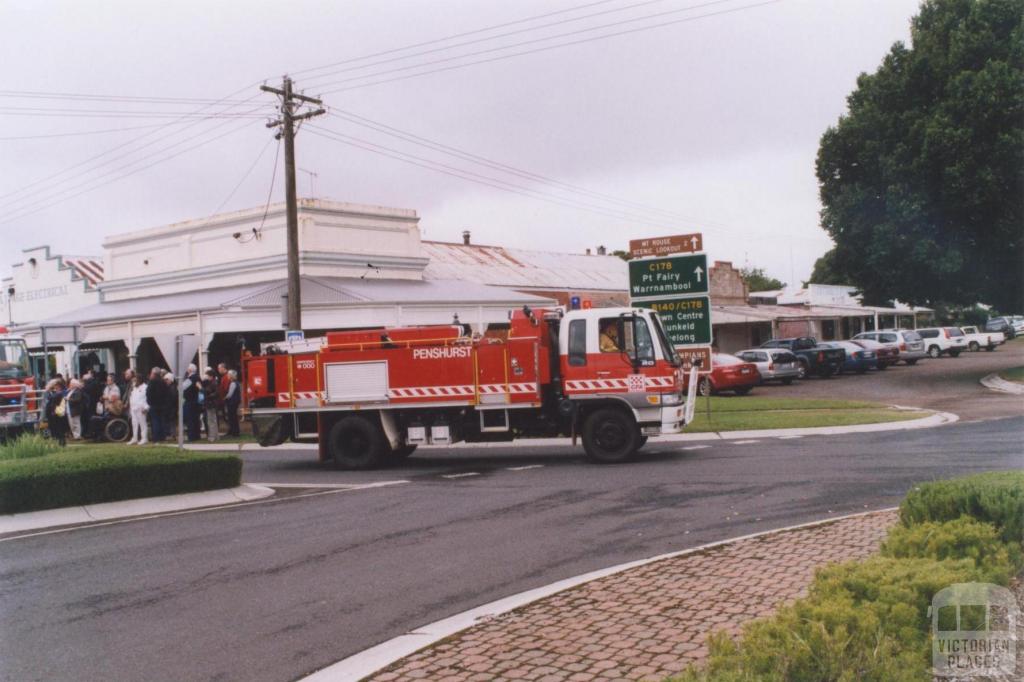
[260,77,325,333]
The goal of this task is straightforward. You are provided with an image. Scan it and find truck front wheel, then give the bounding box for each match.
[328,416,385,470]
[582,408,640,464]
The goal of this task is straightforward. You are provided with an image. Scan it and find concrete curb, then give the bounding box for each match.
[980,372,1024,395]
[301,507,899,682]
[186,409,957,453]
[0,484,275,535]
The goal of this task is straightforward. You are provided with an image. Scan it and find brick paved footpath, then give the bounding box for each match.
[367,510,899,682]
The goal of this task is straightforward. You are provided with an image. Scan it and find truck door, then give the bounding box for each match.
[562,313,657,398]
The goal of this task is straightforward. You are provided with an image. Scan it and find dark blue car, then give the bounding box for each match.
[822,341,877,374]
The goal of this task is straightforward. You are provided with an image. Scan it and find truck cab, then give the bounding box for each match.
[0,330,38,440]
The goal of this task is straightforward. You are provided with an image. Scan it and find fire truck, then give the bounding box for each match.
[0,327,40,441]
[244,306,699,469]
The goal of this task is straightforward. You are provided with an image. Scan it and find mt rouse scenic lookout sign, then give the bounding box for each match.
[628,233,712,372]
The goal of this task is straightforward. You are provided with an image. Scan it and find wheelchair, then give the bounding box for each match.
[87,412,132,443]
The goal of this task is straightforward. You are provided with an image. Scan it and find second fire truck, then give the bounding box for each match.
[245,306,699,469]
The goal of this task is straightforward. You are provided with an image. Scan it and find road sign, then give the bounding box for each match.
[634,296,712,345]
[676,347,712,372]
[285,329,304,343]
[629,233,702,258]
[628,253,708,299]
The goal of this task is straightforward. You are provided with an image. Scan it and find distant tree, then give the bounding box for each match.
[816,0,1023,311]
[806,249,849,286]
[611,249,632,261]
[740,267,786,292]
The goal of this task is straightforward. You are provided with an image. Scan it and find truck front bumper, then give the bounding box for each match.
[641,404,686,436]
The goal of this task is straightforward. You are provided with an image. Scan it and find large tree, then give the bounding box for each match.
[816,0,1023,311]
[740,266,786,292]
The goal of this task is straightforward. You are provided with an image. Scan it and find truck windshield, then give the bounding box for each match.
[0,339,30,379]
[648,314,681,366]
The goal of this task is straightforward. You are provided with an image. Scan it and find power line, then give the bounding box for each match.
[0,105,265,213]
[318,0,781,94]
[211,136,276,215]
[0,90,256,105]
[300,0,675,86]
[255,138,283,235]
[0,106,268,118]
[0,122,175,140]
[0,94,264,205]
[0,119,253,227]
[306,123,682,230]
[324,109,728,228]
[289,0,621,79]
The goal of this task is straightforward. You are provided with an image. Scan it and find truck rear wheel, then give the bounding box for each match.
[328,416,385,470]
[582,408,639,464]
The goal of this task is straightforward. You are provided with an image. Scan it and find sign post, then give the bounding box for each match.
[628,233,712,373]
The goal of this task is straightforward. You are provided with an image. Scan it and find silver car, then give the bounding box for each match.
[853,329,926,365]
[736,348,801,384]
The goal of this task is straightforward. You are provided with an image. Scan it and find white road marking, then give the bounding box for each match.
[442,472,481,479]
[776,435,804,440]
[506,465,544,471]
[732,440,761,445]
[681,445,710,451]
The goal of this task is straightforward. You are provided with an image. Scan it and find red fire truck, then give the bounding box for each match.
[0,327,39,441]
[244,306,698,469]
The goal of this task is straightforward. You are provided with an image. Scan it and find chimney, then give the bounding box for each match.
[585,248,591,256]
[597,245,607,255]
[462,230,471,245]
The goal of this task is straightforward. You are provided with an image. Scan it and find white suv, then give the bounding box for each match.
[852,329,926,365]
[916,327,968,358]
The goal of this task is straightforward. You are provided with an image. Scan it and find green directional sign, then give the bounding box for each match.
[634,296,712,346]
[628,253,708,299]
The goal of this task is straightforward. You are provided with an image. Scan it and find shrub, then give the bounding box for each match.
[899,471,1024,544]
[672,557,989,682]
[881,516,1023,583]
[0,432,63,461]
[0,446,242,514]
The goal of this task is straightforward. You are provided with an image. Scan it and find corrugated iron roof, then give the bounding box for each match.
[422,241,625,291]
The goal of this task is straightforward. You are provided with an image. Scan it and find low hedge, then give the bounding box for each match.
[0,446,242,514]
[673,471,1024,682]
[899,470,1024,544]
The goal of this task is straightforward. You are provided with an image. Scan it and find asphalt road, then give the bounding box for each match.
[1,345,1022,682]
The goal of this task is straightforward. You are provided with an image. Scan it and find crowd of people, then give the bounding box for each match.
[41,362,242,446]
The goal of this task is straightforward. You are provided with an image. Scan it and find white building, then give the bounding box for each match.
[15,199,636,377]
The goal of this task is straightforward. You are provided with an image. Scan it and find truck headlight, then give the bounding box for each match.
[661,392,683,406]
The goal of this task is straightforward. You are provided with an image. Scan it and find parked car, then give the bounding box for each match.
[735,348,801,385]
[821,341,878,374]
[1011,316,1024,335]
[694,353,761,396]
[960,326,1004,352]
[759,337,845,378]
[850,338,899,368]
[853,329,926,365]
[916,327,968,357]
[985,318,1016,340]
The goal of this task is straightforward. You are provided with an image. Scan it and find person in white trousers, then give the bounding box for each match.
[127,376,150,445]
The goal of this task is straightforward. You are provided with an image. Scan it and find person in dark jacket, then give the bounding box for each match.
[44,379,69,446]
[181,364,201,442]
[201,369,220,442]
[146,368,167,442]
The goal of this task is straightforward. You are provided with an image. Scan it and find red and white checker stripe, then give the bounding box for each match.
[388,385,476,399]
[565,376,675,392]
[278,391,324,402]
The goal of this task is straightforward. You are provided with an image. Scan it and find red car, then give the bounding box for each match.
[685,353,761,396]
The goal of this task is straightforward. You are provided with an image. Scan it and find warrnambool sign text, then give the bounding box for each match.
[628,253,708,299]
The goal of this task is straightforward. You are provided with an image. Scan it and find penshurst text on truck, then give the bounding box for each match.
[243,307,700,469]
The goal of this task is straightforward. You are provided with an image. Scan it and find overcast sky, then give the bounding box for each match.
[0,0,922,287]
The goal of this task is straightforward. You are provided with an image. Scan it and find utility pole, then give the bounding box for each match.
[261,77,325,331]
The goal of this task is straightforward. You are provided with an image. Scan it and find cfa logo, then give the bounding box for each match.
[931,582,1018,678]
[412,346,472,360]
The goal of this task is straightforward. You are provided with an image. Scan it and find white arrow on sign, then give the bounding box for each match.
[694,265,704,282]
[690,235,699,250]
